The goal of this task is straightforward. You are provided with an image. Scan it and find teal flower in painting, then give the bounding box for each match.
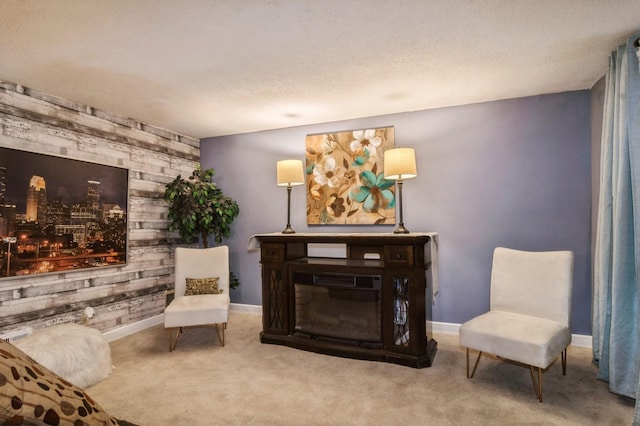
[352,148,370,167]
[350,170,395,213]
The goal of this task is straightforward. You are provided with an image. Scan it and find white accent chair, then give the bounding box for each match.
[164,246,231,351]
[459,247,574,402]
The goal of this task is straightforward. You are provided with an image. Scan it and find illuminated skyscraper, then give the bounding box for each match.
[87,180,101,210]
[26,175,47,223]
[0,204,15,236]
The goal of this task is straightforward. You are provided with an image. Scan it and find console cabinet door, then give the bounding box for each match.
[261,264,289,335]
[383,270,427,355]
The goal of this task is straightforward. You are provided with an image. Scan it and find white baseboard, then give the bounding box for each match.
[570,334,592,348]
[103,314,164,342]
[230,303,262,315]
[103,304,593,349]
[430,321,461,335]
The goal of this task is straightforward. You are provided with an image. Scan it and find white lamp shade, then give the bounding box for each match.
[384,148,417,180]
[277,159,305,186]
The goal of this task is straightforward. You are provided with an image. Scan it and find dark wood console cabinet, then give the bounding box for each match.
[254,233,437,368]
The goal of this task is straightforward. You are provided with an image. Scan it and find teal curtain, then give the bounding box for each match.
[592,33,640,425]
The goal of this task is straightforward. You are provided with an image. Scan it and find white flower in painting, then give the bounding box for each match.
[350,129,382,157]
[313,156,344,188]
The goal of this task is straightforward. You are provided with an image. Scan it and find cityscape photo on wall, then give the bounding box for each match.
[0,147,128,278]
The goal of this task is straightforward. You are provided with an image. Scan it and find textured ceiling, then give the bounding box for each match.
[1,1,639,139]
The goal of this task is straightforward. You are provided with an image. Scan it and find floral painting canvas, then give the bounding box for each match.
[305,127,395,225]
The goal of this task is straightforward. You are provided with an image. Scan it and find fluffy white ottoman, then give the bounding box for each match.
[14,323,112,388]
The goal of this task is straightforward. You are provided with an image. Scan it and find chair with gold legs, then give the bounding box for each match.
[164,246,230,352]
[459,247,574,402]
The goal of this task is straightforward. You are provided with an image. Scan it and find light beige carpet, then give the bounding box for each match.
[88,312,635,425]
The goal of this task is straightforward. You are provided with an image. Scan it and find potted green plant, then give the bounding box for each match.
[164,166,240,288]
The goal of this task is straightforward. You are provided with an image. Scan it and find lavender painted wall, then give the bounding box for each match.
[201,91,592,334]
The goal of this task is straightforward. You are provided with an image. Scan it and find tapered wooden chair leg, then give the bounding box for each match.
[466,349,482,379]
[530,366,543,402]
[215,323,226,347]
[169,327,182,352]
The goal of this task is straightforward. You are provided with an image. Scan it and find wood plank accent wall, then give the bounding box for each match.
[0,81,198,336]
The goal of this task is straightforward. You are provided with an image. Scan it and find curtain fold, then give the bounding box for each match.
[592,33,640,425]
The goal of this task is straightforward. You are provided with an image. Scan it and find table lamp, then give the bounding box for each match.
[276,159,305,234]
[383,147,417,234]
